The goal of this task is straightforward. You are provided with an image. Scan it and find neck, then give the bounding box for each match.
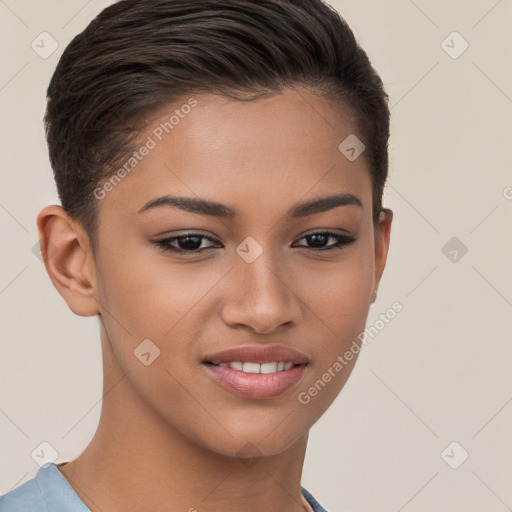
[58,335,310,512]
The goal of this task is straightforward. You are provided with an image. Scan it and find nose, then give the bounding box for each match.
[220,249,302,335]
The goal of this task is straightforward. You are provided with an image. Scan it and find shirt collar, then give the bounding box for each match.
[36,463,91,512]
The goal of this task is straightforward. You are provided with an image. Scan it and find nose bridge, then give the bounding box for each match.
[240,247,283,296]
[237,239,289,304]
[221,237,300,332]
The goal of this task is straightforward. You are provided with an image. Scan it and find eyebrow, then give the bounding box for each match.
[138,193,362,218]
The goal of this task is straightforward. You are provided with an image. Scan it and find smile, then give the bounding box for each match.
[213,361,295,373]
[202,344,309,399]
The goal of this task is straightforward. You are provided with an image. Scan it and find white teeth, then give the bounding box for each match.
[242,362,261,374]
[221,361,295,373]
[260,362,278,374]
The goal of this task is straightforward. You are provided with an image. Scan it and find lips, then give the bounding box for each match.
[203,345,309,365]
[202,345,309,399]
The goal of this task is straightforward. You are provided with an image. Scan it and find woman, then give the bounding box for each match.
[0,1,392,510]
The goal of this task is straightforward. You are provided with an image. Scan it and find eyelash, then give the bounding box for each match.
[154,231,356,254]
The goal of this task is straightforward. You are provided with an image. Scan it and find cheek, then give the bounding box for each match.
[298,248,374,336]
[293,254,373,416]
[293,243,374,409]
[95,243,224,361]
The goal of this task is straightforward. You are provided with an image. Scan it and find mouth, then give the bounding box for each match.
[208,360,298,372]
[202,345,309,399]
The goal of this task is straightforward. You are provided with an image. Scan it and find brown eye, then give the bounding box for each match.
[155,233,221,253]
[292,231,356,251]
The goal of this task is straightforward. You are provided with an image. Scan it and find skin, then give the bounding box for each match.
[37,87,392,512]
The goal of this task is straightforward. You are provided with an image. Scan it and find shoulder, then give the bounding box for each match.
[301,486,329,512]
[0,473,46,512]
[0,462,90,512]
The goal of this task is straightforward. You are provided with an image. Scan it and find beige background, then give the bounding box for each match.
[1,1,511,510]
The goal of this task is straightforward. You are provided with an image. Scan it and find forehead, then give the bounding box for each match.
[96,88,372,223]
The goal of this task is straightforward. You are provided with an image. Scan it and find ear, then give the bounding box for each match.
[372,207,393,299]
[36,205,100,317]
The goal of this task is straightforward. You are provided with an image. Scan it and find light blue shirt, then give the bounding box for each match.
[0,463,328,512]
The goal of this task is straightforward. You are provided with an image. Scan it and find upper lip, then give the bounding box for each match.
[203,344,309,365]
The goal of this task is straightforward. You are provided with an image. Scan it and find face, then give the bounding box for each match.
[84,87,391,458]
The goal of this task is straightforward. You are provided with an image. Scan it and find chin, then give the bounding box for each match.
[198,423,308,461]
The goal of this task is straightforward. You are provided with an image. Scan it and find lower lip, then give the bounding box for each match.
[203,363,307,399]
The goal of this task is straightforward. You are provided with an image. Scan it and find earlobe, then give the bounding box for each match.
[36,205,100,317]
